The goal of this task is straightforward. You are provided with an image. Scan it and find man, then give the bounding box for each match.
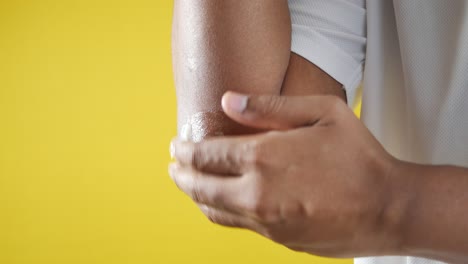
[169,1,468,263]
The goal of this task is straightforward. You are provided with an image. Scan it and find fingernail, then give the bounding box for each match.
[222,92,248,113]
[180,123,192,141]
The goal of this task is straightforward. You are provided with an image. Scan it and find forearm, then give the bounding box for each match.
[172,0,344,141]
[391,161,468,263]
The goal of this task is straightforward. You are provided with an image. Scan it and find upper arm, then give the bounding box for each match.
[172,0,365,141]
[172,0,291,139]
[288,0,367,105]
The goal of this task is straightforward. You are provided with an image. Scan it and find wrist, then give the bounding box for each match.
[382,162,468,262]
[377,157,417,256]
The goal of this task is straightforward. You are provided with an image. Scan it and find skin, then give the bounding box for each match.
[170,92,468,263]
[171,0,468,262]
[172,0,344,141]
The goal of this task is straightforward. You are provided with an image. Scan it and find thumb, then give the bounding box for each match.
[221,91,344,130]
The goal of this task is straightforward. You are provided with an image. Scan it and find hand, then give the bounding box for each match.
[169,92,404,258]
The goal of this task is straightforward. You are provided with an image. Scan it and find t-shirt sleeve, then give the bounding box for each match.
[288,0,366,106]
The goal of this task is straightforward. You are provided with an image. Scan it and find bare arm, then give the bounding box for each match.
[392,162,468,263]
[172,0,344,141]
[171,2,468,262]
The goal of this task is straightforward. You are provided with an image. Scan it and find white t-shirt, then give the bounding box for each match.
[289,1,468,264]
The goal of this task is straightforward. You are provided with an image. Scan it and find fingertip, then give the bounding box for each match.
[170,136,182,157]
[171,138,197,167]
[170,137,183,162]
[222,91,248,114]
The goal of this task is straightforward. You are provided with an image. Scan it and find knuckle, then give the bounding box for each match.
[245,139,269,167]
[284,202,307,219]
[191,175,204,203]
[254,96,286,117]
[191,143,205,170]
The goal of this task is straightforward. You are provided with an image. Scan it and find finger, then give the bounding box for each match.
[221,91,347,130]
[169,163,244,214]
[197,204,260,231]
[171,136,256,175]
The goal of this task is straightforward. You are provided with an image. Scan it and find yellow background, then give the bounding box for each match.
[0,1,353,263]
